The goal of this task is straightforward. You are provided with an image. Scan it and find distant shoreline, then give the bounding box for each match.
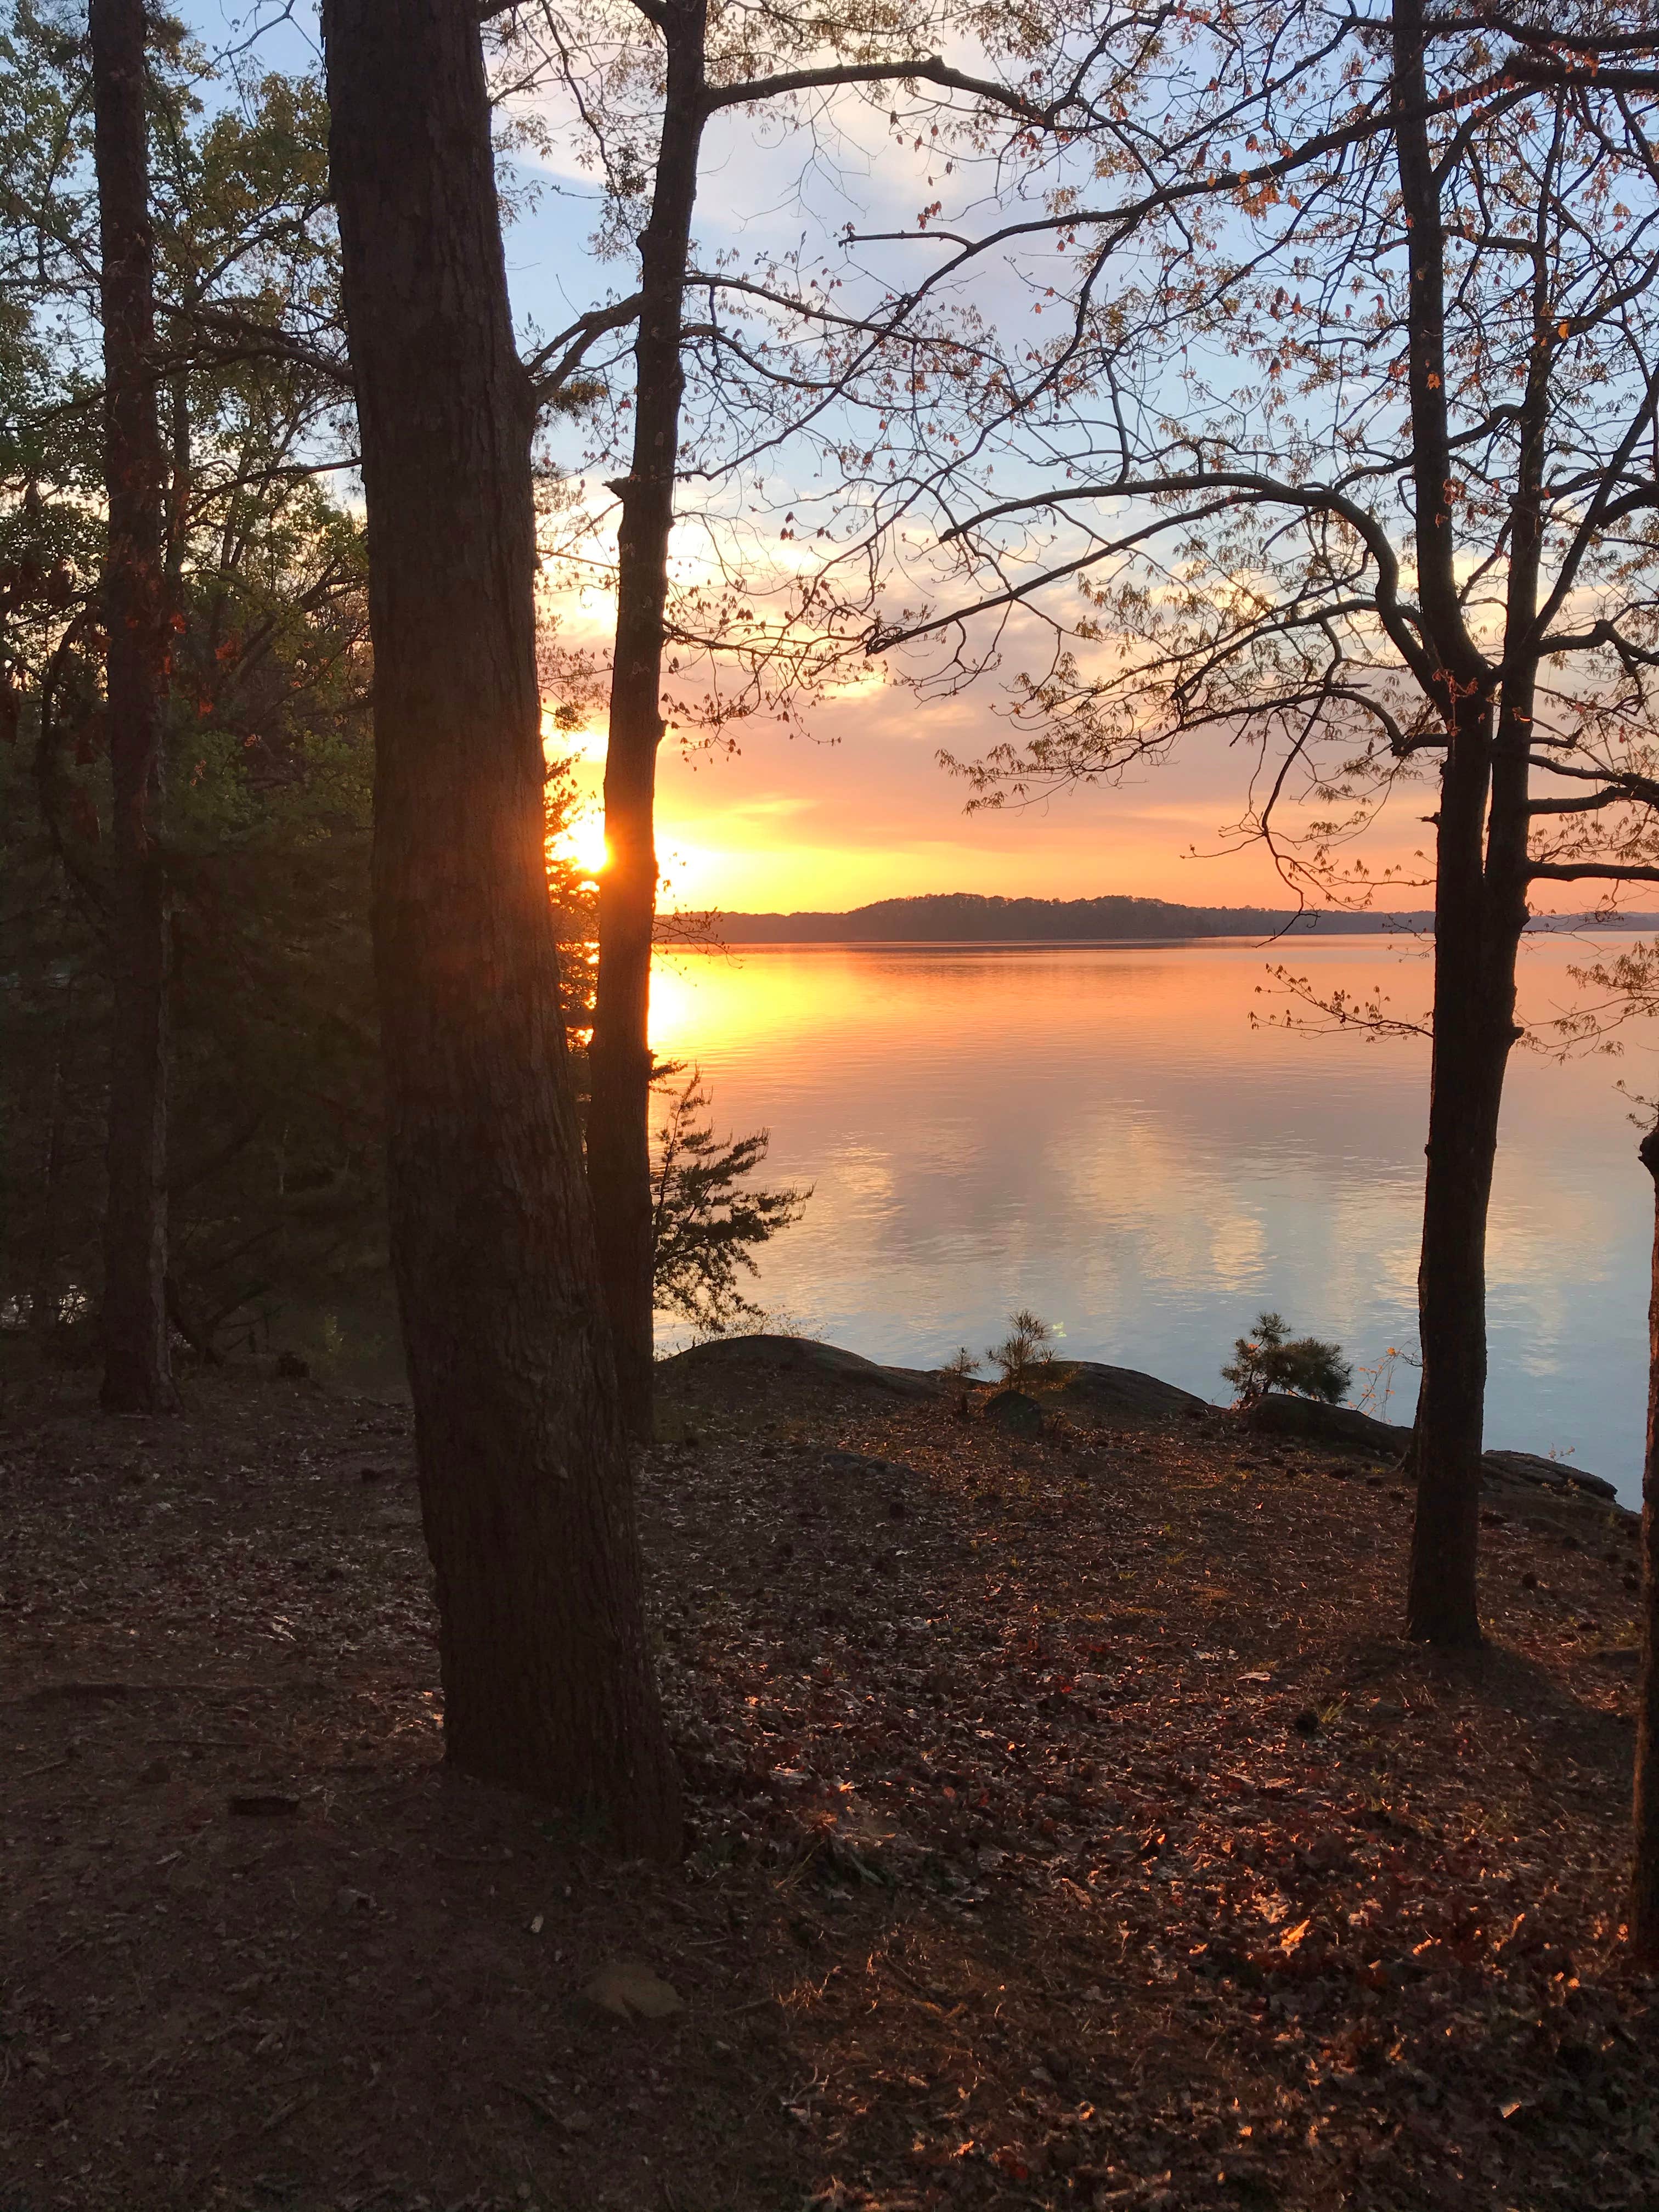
[666,927,1659,949]
[663,889,1659,948]
[671,933,1408,949]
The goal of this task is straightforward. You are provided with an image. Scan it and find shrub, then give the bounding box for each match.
[987,1308,1057,1390]
[1222,1311,1351,1409]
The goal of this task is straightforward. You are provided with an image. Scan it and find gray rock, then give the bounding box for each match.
[659,1333,941,1399]
[1241,1394,1411,1455]
[1240,1401,1621,1506]
[1052,1361,1211,1426]
[984,1389,1046,1436]
[664,1337,1627,1512]
[1480,1448,1617,1504]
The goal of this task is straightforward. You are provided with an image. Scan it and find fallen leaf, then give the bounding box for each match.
[585,1959,685,2019]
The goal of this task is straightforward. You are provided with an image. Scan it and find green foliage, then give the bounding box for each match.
[0,5,812,1362]
[986,1307,1056,1390]
[650,1071,809,1338]
[1,499,378,1344]
[0,14,377,1349]
[1222,1312,1352,1409]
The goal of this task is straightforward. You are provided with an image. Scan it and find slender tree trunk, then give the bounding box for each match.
[588,0,708,1443]
[321,0,681,1854]
[1392,0,1539,1644]
[1404,682,1532,1646]
[91,0,176,1414]
[1634,1123,1659,1956]
[31,979,72,1342]
[1406,707,1505,1645]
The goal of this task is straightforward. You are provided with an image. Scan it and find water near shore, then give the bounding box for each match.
[650,933,1657,1504]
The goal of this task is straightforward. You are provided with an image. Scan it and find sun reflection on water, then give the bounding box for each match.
[646,934,1655,1502]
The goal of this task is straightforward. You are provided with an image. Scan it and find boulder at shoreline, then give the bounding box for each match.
[660,1333,943,1400]
[662,1335,1624,1510]
[1243,1390,1623,1509]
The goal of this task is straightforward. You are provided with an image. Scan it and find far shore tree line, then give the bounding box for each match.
[8,0,1659,1925]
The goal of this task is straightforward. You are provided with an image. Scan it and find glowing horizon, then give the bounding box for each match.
[550,690,1452,919]
[543,612,1598,923]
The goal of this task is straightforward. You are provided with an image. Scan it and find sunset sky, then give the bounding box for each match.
[194,6,1471,919]
[498,79,1440,917]
[556,676,1439,916]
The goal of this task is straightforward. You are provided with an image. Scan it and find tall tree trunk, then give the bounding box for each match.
[1392,0,1532,1645]
[588,0,708,1443]
[1406,707,1506,1645]
[321,0,681,1854]
[1634,1122,1659,1956]
[91,0,176,1414]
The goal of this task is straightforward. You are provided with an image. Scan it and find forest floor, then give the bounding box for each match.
[1,1338,1655,2212]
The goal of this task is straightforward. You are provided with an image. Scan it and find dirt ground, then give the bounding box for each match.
[1,1339,1655,2212]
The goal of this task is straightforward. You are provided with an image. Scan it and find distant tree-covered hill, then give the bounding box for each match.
[702,893,1658,943]
[712,893,1405,943]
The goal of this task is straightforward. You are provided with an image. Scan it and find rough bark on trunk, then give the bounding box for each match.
[1403,693,1530,1647]
[91,0,177,1414]
[1634,1126,1659,1955]
[1406,711,1504,1646]
[321,0,681,1854]
[588,0,708,1443]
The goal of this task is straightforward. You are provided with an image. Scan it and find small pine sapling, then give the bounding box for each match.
[650,1069,810,1338]
[988,1308,1057,1391]
[1222,1311,1351,1410]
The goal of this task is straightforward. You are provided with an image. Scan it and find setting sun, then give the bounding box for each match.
[552,810,610,879]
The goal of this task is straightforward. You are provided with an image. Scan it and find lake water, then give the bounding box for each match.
[649,935,1659,1505]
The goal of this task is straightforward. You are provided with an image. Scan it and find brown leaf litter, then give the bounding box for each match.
[1,1341,1655,2212]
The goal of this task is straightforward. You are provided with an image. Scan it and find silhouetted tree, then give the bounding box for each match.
[872,0,1659,1644]
[321,0,680,1850]
[649,1069,807,1334]
[89,0,174,1410]
[504,0,1049,1437]
[1635,1119,1659,1957]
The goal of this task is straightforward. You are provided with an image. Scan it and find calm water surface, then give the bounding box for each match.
[650,936,1657,1504]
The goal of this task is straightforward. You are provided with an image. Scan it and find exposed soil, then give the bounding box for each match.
[1,1342,1654,2212]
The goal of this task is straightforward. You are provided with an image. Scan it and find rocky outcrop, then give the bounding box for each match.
[1242,1394,1412,1454]
[659,1333,942,1400]
[1240,1393,1623,1508]
[1049,1362,1211,1426]
[1481,1448,1617,1504]
[664,1339,1627,1512]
